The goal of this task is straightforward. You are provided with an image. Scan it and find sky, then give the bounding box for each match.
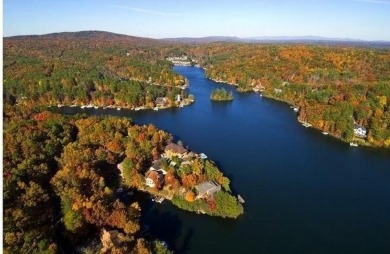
[3,0,390,41]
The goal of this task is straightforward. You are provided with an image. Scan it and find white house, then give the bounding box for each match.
[354,124,367,138]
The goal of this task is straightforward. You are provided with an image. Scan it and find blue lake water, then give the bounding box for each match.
[61,66,390,254]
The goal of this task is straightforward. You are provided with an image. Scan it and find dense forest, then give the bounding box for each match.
[185,43,390,147]
[3,104,241,253]
[3,31,189,109]
[3,105,170,253]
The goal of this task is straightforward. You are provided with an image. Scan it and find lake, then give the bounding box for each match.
[60,66,390,254]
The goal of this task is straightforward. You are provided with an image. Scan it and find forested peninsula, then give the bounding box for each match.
[3,105,243,253]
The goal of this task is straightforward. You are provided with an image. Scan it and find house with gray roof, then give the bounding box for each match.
[195,181,221,199]
[150,159,164,171]
[155,97,167,107]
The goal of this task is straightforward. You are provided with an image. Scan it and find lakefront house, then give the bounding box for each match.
[195,181,221,199]
[164,143,188,159]
[354,124,367,138]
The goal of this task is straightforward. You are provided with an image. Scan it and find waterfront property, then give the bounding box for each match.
[164,143,188,158]
[195,181,221,199]
[354,123,367,138]
[155,97,167,108]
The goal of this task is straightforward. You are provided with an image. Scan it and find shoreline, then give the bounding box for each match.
[205,75,378,149]
[52,98,195,112]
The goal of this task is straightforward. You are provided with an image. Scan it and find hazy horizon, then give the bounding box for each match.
[4,0,390,41]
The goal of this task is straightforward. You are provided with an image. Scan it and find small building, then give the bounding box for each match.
[101,228,128,252]
[164,143,188,158]
[195,181,221,199]
[145,170,165,188]
[155,97,167,107]
[354,124,367,138]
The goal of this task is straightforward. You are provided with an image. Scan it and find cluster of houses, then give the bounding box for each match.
[154,95,182,108]
[144,143,188,189]
[144,142,221,200]
[166,55,192,66]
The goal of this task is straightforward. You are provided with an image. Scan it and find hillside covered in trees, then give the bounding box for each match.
[3,31,190,110]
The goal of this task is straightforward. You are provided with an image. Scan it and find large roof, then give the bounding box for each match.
[195,181,221,197]
[165,143,188,154]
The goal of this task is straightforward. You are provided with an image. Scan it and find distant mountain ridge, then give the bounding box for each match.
[247,35,365,42]
[6,30,149,40]
[163,35,390,47]
[162,36,242,43]
[5,31,164,46]
[5,31,390,47]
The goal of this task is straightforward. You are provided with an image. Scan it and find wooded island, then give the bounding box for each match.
[210,88,234,101]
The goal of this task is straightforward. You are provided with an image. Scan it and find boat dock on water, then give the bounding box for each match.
[152,196,165,203]
[238,195,245,204]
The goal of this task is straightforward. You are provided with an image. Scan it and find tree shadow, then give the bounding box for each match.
[175,228,193,254]
[138,192,193,253]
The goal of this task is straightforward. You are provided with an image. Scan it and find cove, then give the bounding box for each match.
[60,66,390,254]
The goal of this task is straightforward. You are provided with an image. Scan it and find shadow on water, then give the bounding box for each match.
[136,192,192,253]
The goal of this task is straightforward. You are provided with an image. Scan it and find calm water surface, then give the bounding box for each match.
[61,66,390,254]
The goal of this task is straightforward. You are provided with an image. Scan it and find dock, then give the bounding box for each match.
[153,196,165,203]
[237,195,245,204]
